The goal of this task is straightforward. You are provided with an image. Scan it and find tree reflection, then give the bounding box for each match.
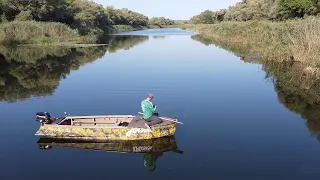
[193,34,320,142]
[0,35,149,103]
[106,35,149,53]
[263,61,320,141]
[191,34,262,64]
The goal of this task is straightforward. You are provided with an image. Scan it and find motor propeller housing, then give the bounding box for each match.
[35,112,70,125]
[35,112,52,123]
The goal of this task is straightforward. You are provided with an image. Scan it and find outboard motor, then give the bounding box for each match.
[36,112,53,124]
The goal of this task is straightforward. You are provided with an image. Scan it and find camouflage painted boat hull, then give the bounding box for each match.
[37,135,178,153]
[35,121,176,141]
[35,112,179,141]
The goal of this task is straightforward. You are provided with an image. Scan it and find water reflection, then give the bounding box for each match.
[37,136,183,172]
[0,35,149,103]
[193,34,320,142]
[263,61,320,141]
[152,36,166,39]
[191,34,262,64]
[105,35,149,53]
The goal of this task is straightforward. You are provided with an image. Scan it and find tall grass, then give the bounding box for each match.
[0,21,84,44]
[0,21,154,45]
[181,17,320,67]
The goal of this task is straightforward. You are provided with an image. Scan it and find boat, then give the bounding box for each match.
[34,111,182,141]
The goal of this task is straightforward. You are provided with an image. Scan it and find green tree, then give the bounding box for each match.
[105,6,123,25]
[5,0,73,23]
[190,10,214,24]
[189,0,320,23]
[67,0,109,34]
[279,0,319,18]
[148,17,175,26]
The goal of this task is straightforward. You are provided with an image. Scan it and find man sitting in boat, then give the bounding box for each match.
[141,93,162,126]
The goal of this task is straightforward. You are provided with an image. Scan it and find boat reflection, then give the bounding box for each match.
[37,135,183,172]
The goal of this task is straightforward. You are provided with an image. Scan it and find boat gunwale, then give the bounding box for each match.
[40,116,177,129]
[64,115,136,119]
[40,124,129,129]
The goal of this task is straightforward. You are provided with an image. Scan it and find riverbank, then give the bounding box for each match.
[191,27,320,132]
[180,16,320,69]
[0,21,156,45]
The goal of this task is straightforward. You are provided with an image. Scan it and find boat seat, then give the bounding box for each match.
[127,116,172,128]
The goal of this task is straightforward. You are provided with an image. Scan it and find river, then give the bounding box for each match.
[1,28,320,180]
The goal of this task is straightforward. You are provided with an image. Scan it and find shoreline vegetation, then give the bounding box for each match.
[0,20,152,45]
[0,0,184,45]
[179,0,320,128]
[0,0,319,69]
[193,35,320,137]
[180,17,320,67]
[176,0,320,74]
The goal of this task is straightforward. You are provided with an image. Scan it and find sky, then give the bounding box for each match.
[91,0,241,20]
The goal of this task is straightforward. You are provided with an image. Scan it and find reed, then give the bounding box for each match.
[0,21,154,45]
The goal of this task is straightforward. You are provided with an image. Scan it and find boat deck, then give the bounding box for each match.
[127,116,173,129]
[49,115,173,129]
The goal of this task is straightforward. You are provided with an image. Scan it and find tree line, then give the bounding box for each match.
[190,0,320,24]
[0,0,177,36]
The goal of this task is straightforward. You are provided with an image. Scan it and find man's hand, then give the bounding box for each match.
[154,105,157,109]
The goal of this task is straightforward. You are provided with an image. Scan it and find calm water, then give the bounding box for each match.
[1,28,320,180]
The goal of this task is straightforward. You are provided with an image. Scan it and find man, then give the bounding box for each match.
[141,93,162,127]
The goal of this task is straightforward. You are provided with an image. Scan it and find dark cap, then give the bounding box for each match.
[147,93,154,98]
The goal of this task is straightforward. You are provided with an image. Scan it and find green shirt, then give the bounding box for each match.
[141,99,156,119]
